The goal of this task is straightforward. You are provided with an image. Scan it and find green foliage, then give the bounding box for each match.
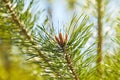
[0,0,41,80]
[28,14,95,79]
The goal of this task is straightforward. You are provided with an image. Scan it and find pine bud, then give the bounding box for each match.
[64,33,68,43]
[59,32,64,44]
[55,35,61,46]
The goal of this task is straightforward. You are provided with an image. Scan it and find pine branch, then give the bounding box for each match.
[55,33,80,80]
[3,0,33,42]
[3,0,62,78]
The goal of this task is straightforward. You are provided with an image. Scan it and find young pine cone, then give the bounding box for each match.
[55,32,68,48]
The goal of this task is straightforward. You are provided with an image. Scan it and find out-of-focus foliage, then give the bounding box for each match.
[102,18,120,80]
[66,0,77,9]
[0,0,42,80]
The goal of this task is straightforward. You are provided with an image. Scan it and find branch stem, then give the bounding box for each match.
[63,47,79,80]
[97,0,103,74]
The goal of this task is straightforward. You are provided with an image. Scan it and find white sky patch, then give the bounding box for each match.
[105,26,111,32]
